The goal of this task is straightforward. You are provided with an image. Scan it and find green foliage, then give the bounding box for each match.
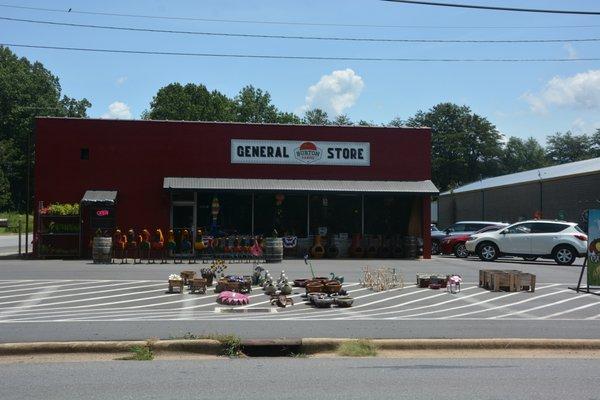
[40,203,80,216]
[118,346,154,361]
[337,339,378,357]
[403,103,503,191]
[0,167,11,211]
[333,114,353,125]
[0,213,32,234]
[545,131,596,164]
[501,136,547,174]
[303,108,330,125]
[145,83,236,121]
[235,85,278,123]
[204,334,242,357]
[0,46,90,212]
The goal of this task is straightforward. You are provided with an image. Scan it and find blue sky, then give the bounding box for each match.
[2,0,600,142]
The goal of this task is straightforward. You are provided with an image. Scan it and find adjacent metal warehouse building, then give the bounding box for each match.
[437,157,600,228]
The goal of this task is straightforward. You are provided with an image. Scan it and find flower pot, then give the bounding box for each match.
[293,279,309,288]
[307,292,327,304]
[201,274,214,287]
[305,282,324,294]
[335,296,354,307]
[313,297,334,308]
[323,280,342,295]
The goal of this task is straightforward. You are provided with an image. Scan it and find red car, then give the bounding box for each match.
[440,225,506,258]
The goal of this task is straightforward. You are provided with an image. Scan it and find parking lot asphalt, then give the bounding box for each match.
[0,256,597,342]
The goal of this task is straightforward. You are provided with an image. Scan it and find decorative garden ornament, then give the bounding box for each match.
[217,291,249,306]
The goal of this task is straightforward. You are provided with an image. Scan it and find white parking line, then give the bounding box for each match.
[0,281,160,306]
[492,294,593,319]
[0,286,59,318]
[442,289,571,318]
[0,280,80,293]
[539,301,600,319]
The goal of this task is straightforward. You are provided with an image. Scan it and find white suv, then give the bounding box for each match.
[465,220,587,265]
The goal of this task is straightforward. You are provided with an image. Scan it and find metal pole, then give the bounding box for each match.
[25,128,31,256]
[18,221,22,256]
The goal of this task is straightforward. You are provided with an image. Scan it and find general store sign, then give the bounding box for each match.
[231,139,370,166]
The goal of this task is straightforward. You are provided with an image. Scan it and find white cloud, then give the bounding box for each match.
[101,101,132,119]
[116,76,128,85]
[302,69,364,115]
[571,117,600,134]
[522,69,600,114]
[564,43,578,60]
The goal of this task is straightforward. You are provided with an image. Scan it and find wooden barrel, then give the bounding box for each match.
[93,237,113,264]
[264,237,283,263]
[403,236,418,259]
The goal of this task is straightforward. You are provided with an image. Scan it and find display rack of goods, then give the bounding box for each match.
[37,201,81,258]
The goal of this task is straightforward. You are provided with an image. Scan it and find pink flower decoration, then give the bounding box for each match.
[217,291,250,306]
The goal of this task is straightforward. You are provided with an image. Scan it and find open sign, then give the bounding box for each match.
[96,210,110,217]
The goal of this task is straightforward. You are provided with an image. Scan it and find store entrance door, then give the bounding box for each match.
[171,204,195,254]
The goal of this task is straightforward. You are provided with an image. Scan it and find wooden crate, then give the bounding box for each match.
[479,269,503,289]
[516,272,536,292]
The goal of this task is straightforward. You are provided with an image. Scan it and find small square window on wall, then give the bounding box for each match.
[80,148,89,160]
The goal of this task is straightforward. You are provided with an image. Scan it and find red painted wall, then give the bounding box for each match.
[35,118,431,233]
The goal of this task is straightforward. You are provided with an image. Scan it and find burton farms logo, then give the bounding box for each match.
[294,142,323,164]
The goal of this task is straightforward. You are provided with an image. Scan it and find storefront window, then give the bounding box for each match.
[254,193,307,237]
[309,194,361,236]
[364,195,412,235]
[196,193,252,235]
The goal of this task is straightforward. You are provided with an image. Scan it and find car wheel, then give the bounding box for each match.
[477,242,499,262]
[431,240,440,255]
[523,256,538,262]
[553,245,576,266]
[454,243,469,258]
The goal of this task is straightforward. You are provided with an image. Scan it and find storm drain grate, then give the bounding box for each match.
[214,307,277,314]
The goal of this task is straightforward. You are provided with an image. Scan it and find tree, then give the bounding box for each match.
[145,83,236,121]
[303,109,330,125]
[0,166,11,211]
[404,103,503,191]
[0,46,90,211]
[235,85,278,123]
[275,112,302,124]
[501,137,547,174]
[591,129,600,157]
[545,131,593,164]
[333,114,352,125]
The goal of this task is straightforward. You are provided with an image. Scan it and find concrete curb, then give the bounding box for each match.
[2,338,600,356]
[301,338,600,353]
[0,339,222,355]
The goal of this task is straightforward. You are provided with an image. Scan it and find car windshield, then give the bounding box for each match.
[431,225,440,231]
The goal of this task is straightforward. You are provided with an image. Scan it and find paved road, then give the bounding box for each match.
[1,358,598,400]
[0,257,597,342]
[0,234,21,255]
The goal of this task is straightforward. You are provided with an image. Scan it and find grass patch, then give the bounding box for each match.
[116,345,154,361]
[337,339,378,357]
[204,334,242,357]
[0,213,32,235]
